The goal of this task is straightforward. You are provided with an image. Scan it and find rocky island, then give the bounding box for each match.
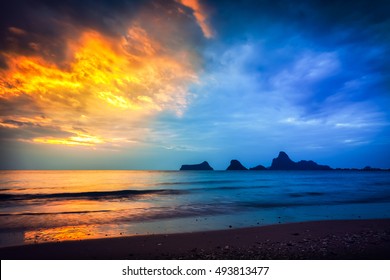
[179,151,387,171]
[226,159,248,170]
[269,151,332,170]
[180,161,214,171]
[249,164,267,170]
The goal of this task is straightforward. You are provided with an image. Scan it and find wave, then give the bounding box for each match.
[0,185,272,202]
[157,179,245,186]
[0,209,113,216]
[288,192,324,197]
[0,189,186,201]
[188,185,269,192]
[240,195,390,209]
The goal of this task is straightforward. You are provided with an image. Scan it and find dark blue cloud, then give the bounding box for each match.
[199,0,390,110]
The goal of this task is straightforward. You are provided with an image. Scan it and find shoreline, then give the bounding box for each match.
[1,219,390,260]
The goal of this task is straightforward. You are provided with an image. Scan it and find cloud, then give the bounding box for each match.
[152,34,389,168]
[273,52,340,84]
[8,27,27,36]
[178,0,213,38]
[1,0,389,169]
[0,20,199,148]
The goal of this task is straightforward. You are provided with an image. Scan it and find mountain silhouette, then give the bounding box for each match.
[269,151,332,170]
[180,161,214,170]
[226,160,248,170]
[249,164,267,170]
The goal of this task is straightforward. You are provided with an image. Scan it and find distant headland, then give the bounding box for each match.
[269,151,331,170]
[180,161,214,171]
[179,151,389,171]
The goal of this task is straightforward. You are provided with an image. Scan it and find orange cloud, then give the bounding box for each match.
[33,132,104,147]
[178,0,213,38]
[8,26,27,36]
[0,26,198,147]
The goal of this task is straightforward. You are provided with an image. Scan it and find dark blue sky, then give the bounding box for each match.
[0,0,389,169]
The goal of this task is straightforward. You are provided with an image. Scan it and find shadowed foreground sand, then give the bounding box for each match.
[1,219,390,260]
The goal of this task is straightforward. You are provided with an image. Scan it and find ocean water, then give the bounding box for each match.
[0,170,389,248]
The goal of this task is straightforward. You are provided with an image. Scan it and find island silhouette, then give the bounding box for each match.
[180,161,214,170]
[226,159,248,170]
[179,151,388,171]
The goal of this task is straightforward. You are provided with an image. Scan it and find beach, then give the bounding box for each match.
[1,170,390,259]
[1,219,389,260]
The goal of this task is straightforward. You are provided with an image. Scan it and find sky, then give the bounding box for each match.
[0,0,389,170]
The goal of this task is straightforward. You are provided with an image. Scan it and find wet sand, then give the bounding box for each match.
[1,219,390,260]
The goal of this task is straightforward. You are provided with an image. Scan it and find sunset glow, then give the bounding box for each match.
[1,28,197,147]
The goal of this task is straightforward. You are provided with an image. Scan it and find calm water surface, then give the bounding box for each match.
[0,170,389,247]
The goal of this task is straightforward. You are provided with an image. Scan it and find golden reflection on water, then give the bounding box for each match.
[24,224,131,244]
[0,170,186,246]
[19,199,154,244]
[0,170,170,194]
[31,199,152,214]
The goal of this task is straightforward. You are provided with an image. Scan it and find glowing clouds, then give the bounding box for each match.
[0,55,81,98]
[178,0,214,38]
[0,27,198,147]
[33,132,104,147]
[123,26,160,57]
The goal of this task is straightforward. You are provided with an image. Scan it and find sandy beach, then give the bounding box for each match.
[1,219,389,260]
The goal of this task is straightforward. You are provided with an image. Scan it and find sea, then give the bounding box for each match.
[0,170,389,248]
